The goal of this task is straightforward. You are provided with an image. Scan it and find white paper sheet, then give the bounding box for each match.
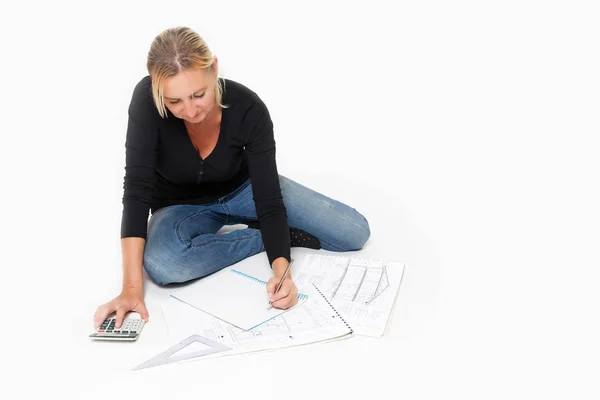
[161,283,353,360]
[169,267,307,330]
[293,254,405,337]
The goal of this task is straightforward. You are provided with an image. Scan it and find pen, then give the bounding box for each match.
[267,259,294,310]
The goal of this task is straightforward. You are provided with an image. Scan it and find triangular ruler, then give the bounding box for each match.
[132,334,232,371]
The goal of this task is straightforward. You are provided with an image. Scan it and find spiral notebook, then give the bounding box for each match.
[169,268,309,331]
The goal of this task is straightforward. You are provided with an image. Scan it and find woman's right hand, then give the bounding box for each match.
[93,287,149,329]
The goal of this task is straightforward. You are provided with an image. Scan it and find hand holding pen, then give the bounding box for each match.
[266,259,297,310]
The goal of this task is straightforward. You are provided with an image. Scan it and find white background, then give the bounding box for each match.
[2,0,599,398]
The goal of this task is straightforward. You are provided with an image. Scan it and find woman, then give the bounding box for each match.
[93,26,370,330]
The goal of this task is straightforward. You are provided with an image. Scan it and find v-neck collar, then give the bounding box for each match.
[181,107,225,162]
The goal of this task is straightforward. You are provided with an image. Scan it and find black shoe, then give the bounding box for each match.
[247,221,321,250]
[289,227,321,249]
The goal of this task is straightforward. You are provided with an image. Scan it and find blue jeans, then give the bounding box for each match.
[143,175,371,285]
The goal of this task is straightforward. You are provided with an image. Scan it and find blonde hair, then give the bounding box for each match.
[146,26,227,118]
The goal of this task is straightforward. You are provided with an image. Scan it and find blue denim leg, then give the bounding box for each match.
[226,175,371,252]
[143,187,265,285]
[143,175,370,285]
[282,176,370,251]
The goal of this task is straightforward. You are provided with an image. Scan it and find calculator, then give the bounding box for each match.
[89,317,145,341]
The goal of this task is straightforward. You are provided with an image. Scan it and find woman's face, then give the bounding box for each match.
[162,65,218,123]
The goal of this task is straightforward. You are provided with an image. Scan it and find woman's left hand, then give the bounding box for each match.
[266,276,299,310]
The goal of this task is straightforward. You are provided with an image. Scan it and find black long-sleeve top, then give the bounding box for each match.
[120,75,290,265]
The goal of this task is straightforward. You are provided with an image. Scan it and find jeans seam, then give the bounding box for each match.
[220,203,231,223]
[190,229,262,248]
[175,209,221,245]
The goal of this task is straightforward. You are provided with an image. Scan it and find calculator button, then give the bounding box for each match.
[122,331,129,334]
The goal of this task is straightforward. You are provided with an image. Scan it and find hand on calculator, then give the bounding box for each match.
[93,287,149,330]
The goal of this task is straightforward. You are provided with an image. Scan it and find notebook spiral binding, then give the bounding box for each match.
[231,269,265,284]
[311,283,353,334]
[231,269,308,300]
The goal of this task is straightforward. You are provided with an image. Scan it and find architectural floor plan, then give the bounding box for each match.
[293,254,405,337]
